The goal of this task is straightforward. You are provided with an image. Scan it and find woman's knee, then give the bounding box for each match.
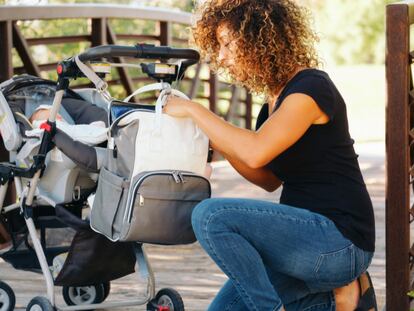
[192,198,221,230]
[191,198,234,239]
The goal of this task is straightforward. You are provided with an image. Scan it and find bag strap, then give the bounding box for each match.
[124,82,170,103]
[74,56,112,101]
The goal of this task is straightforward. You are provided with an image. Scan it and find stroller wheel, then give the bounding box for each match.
[62,284,105,306]
[147,288,185,311]
[26,296,55,311]
[102,281,111,300]
[0,281,15,311]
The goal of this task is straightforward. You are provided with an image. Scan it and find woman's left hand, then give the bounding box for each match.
[163,95,193,118]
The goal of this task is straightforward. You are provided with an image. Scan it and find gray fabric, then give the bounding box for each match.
[95,147,107,171]
[91,169,211,244]
[90,166,129,240]
[121,171,210,244]
[106,119,139,179]
[53,129,99,172]
[90,111,211,244]
[6,84,75,124]
[61,97,107,126]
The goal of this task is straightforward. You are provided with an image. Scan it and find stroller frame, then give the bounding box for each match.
[0,44,199,311]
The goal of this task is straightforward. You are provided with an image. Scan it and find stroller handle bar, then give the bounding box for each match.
[78,44,200,65]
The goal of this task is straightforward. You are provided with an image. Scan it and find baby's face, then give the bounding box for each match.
[30,109,63,123]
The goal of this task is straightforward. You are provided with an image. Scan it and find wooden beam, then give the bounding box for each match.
[0,5,192,25]
[188,63,202,99]
[91,18,107,46]
[208,72,217,113]
[27,35,91,46]
[0,21,13,82]
[12,22,41,77]
[386,3,411,310]
[159,21,171,46]
[106,20,135,98]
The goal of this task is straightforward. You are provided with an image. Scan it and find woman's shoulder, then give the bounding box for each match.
[290,68,332,86]
[282,68,337,98]
[277,68,341,120]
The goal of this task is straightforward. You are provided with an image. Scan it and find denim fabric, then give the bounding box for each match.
[191,198,374,311]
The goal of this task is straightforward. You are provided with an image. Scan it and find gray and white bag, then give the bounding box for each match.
[90,85,211,244]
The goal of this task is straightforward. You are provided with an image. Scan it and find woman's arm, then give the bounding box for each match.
[219,147,282,192]
[164,93,327,169]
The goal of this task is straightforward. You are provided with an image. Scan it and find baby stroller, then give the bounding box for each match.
[0,44,201,311]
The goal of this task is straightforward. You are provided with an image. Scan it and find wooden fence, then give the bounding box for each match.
[386,1,414,309]
[0,4,253,129]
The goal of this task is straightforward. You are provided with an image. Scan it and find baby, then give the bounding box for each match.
[28,105,108,146]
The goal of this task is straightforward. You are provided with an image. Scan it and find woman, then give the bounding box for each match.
[164,0,376,310]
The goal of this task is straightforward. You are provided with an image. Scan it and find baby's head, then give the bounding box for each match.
[29,105,63,123]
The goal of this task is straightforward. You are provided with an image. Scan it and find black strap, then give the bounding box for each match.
[354,287,376,311]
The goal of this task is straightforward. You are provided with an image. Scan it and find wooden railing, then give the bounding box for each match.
[0,4,254,129]
[386,1,414,309]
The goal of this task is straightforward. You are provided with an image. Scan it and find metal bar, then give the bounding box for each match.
[106,20,135,97]
[12,22,41,77]
[386,3,411,310]
[0,21,13,82]
[25,217,56,305]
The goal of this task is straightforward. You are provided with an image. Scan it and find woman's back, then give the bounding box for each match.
[256,68,375,252]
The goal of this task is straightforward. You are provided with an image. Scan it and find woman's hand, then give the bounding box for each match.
[163,95,194,118]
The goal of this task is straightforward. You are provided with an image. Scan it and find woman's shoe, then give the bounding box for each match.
[354,271,378,311]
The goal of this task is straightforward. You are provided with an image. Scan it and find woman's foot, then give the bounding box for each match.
[334,279,360,311]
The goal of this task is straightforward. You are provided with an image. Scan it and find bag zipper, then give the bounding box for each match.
[124,170,210,223]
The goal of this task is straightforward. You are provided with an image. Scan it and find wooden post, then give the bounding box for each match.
[12,22,41,77]
[208,72,217,114]
[188,63,202,99]
[159,21,171,46]
[91,17,107,46]
[0,21,13,82]
[106,20,135,97]
[386,3,411,310]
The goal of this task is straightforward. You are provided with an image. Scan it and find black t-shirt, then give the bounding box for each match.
[255,68,375,252]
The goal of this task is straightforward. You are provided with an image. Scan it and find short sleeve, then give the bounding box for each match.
[255,103,269,130]
[281,74,337,121]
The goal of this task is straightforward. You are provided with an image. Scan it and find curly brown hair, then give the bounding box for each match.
[191,0,320,96]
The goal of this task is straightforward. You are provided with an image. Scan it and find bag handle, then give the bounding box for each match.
[153,87,190,134]
[124,82,170,103]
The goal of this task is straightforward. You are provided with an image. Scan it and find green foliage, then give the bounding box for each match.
[301,0,395,65]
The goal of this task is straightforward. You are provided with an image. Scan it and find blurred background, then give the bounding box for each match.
[0,0,391,144]
[0,1,392,309]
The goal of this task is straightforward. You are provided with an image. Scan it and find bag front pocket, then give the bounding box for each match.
[90,166,129,241]
[121,171,211,244]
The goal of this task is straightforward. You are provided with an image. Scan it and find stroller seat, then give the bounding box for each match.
[0,75,110,205]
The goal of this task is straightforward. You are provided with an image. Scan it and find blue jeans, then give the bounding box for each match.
[191,198,374,311]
